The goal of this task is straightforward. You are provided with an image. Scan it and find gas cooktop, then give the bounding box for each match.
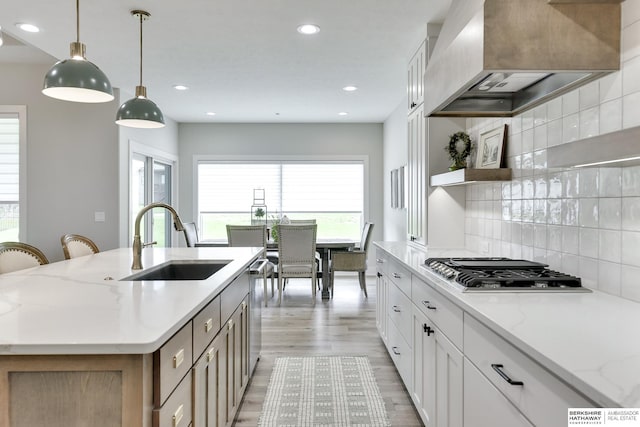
[423,257,590,292]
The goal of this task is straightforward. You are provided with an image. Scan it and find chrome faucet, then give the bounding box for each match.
[132,202,185,270]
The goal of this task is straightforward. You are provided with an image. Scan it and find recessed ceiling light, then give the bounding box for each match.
[342,86,357,92]
[338,112,348,116]
[206,112,216,116]
[15,23,40,33]
[173,85,189,91]
[297,24,320,35]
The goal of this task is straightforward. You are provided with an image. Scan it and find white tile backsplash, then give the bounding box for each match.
[463,17,640,301]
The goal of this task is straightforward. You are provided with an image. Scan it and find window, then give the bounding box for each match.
[197,160,365,241]
[130,146,176,246]
[0,107,25,241]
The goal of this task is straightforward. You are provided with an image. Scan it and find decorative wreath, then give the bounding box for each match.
[446,131,472,164]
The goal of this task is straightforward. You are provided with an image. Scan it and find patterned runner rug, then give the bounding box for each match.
[258,356,391,427]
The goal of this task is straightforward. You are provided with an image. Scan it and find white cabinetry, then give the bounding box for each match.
[408,41,426,112]
[464,315,595,427]
[407,104,426,245]
[375,249,389,345]
[411,277,463,427]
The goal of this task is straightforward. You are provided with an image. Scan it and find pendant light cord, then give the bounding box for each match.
[139,13,144,88]
[75,0,80,43]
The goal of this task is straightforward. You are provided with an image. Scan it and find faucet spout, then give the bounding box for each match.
[132,202,185,270]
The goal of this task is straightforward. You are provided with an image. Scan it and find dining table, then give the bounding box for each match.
[196,238,357,300]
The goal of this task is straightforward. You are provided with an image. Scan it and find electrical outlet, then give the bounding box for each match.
[94,211,105,222]
[480,241,490,254]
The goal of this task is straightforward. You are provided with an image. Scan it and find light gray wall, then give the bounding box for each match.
[0,63,120,261]
[177,123,384,245]
[382,99,408,241]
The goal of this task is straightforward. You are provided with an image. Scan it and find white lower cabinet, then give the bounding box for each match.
[375,248,597,427]
[463,358,534,427]
[412,302,462,427]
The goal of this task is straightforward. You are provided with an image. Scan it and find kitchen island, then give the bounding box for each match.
[375,241,640,427]
[0,247,263,427]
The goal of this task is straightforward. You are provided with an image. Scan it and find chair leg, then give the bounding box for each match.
[278,275,283,305]
[263,270,268,307]
[359,271,368,298]
[330,270,334,298]
[271,274,275,297]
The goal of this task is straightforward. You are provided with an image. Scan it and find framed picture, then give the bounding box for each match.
[476,125,507,169]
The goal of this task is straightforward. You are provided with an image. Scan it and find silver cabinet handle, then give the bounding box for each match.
[392,305,401,312]
[392,347,401,355]
[393,273,402,279]
[376,258,385,264]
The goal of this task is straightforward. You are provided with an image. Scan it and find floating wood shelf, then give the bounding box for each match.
[430,168,512,187]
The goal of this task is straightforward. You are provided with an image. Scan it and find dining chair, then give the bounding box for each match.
[61,234,100,259]
[287,219,316,224]
[182,222,200,247]
[276,224,319,304]
[0,242,49,274]
[329,222,374,298]
[226,224,276,305]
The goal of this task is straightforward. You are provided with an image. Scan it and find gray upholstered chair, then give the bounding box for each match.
[0,242,49,274]
[182,222,200,247]
[61,234,100,259]
[226,224,276,305]
[329,222,374,297]
[276,224,318,304]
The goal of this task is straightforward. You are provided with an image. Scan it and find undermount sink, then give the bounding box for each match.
[121,260,230,281]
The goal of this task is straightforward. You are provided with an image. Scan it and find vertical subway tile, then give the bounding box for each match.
[534,200,548,223]
[622,197,640,231]
[621,264,640,303]
[534,123,548,151]
[622,165,640,196]
[512,222,522,245]
[621,231,640,267]
[548,225,563,252]
[522,199,534,223]
[562,113,580,143]
[599,71,623,103]
[563,170,580,198]
[561,253,580,277]
[522,128,534,153]
[548,173,563,198]
[533,247,548,264]
[622,92,640,129]
[547,119,563,148]
[599,229,622,263]
[549,199,563,224]
[502,221,512,241]
[522,110,534,131]
[579,198,599,228]
[599,167,622,197]
[547,97,563,121]
[623,20,640,63]
[597,261,621,296]
[547,250,563,271]
[511,180,522,199]
[533,105,547,126]
[579,257,599,290]
[534,176,548,199]
[579,228,599,258]
[502,201,512,221]
[578,168,599,198]
[533,150,547,172]
[579,106,600,139]
[563,199,580,226]
[622,0,640,29]
[534,224,548,249]
[522,178,534,199]
[562,226,580,255]
[600,99,623,135]
[579,80,600,110]
[512,200,523,221]
[563,90,580,116]
[622,55,640,96]
[521,152,534,176]
[599,198,622,230]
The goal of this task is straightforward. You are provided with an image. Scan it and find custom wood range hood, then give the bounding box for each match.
[424,0,621,117]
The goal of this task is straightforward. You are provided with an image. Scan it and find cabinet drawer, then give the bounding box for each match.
[388,282,412,344]
[221,272,249,323]
[464,315,594,427]
[153,372,193,427]
[154,321,193,407]
[387,257,411,296]
[193,296,221,362]
[412,276,463,349]
[387,318,413,390]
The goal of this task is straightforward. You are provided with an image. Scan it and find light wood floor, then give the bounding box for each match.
[233,275,423,426]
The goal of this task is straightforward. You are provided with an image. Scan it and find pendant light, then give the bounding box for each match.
[115,10,165,129]
[42,0,114,103]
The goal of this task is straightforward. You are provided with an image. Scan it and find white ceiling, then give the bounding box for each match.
[1,0,451,123]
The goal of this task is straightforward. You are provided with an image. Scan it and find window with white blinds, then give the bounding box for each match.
[0,113,19,241]
[197,161,364,241]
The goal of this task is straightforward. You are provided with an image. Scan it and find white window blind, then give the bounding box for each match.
[0,116,19,202]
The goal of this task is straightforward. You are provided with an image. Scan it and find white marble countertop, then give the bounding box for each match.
[0,247,261,355]
[374,241,640,408]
